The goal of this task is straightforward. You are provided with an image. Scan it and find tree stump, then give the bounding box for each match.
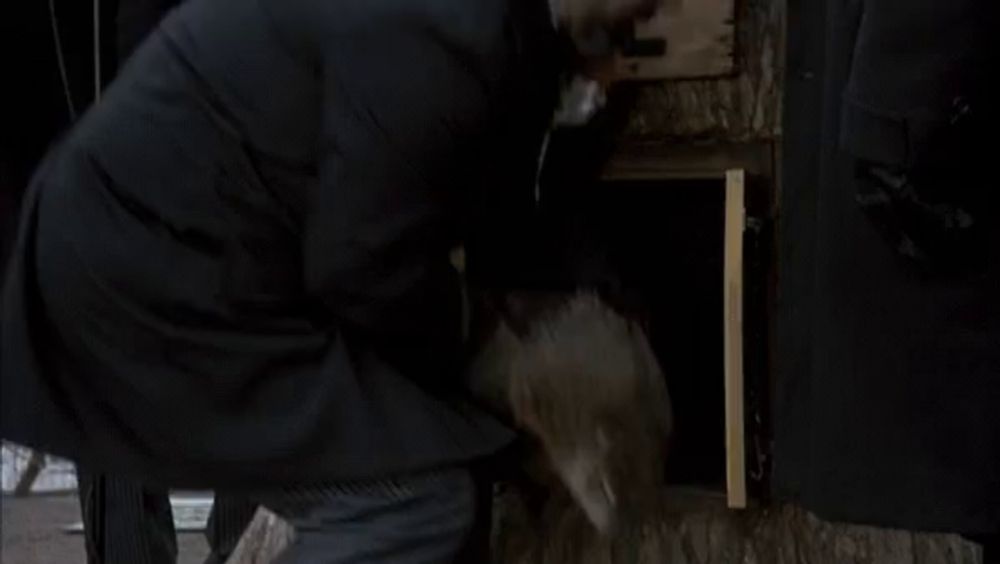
[493,487,981,564]
[226,489,980,564]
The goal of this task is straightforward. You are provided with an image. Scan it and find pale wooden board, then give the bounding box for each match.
[723,169,746,509]
[614,0,736,80]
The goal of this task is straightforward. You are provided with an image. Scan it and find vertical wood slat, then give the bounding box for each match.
[724,169,747,509]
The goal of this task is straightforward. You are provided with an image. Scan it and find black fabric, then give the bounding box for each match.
[256,466,486,564]
[776,0,1000,534]
[77,471,257,564]
[840,1,996,168]
[77,470,178,564]
[1,0,562,489]
[465,85,639,300]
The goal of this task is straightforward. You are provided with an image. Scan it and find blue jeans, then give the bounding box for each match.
[261,466,492,564]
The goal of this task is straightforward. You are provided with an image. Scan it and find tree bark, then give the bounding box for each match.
[227,489,980,564]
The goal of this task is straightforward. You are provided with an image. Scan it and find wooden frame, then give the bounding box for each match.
[601,164,748,510]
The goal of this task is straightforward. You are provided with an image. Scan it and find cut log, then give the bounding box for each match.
[226,490,980,564]
[13,451,46,496]
[493,487,982,564]
[622,0,784,143]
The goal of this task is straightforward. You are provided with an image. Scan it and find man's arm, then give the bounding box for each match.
[300,3,509,340]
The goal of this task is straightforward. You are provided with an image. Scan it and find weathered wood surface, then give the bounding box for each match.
[623,0,784,143]
[226,507,294,564]
[494,488,981,564]
[614,0,735,80]
[228,490,980,564]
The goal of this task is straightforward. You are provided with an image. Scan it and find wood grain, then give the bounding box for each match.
[724,169,747,509]
[621,0,785,143]
[227,490,982,564]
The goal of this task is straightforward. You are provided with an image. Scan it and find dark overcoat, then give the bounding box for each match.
[1,0,561,489]
[777,0,1000,534]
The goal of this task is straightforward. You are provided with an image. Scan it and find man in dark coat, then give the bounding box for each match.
[777,0,1000,554]
[71,3,259,563]
[1,0,658,560]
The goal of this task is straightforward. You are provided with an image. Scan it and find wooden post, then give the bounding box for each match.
[724,169,747,509]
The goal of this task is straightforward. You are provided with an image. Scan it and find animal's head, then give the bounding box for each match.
[507,293,672,534]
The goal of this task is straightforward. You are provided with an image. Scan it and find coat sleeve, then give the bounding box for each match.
[300,9,508,339]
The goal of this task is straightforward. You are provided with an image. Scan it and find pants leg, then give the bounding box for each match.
[260,466,487,564]
[203,495,259,564]
[76,469,178,564]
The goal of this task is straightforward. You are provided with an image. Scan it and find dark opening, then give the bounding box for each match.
[547,177,729,489]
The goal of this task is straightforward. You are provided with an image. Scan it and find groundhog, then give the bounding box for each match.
[466,289,673,535]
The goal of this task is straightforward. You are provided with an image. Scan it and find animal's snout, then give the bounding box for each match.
[552,447,619,535]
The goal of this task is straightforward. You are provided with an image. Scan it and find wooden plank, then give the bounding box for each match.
[602,142,774,181]
[614,0,736,80]
[724,169,747,509]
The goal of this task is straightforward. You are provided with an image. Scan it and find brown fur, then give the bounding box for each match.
[466,290,673,532]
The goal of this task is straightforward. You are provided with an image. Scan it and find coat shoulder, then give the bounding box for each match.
[259,0,519,56]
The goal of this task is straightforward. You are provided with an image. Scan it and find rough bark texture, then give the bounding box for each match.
[623,0,784,143]
[493,488,982,564]
[227,490,979,564]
